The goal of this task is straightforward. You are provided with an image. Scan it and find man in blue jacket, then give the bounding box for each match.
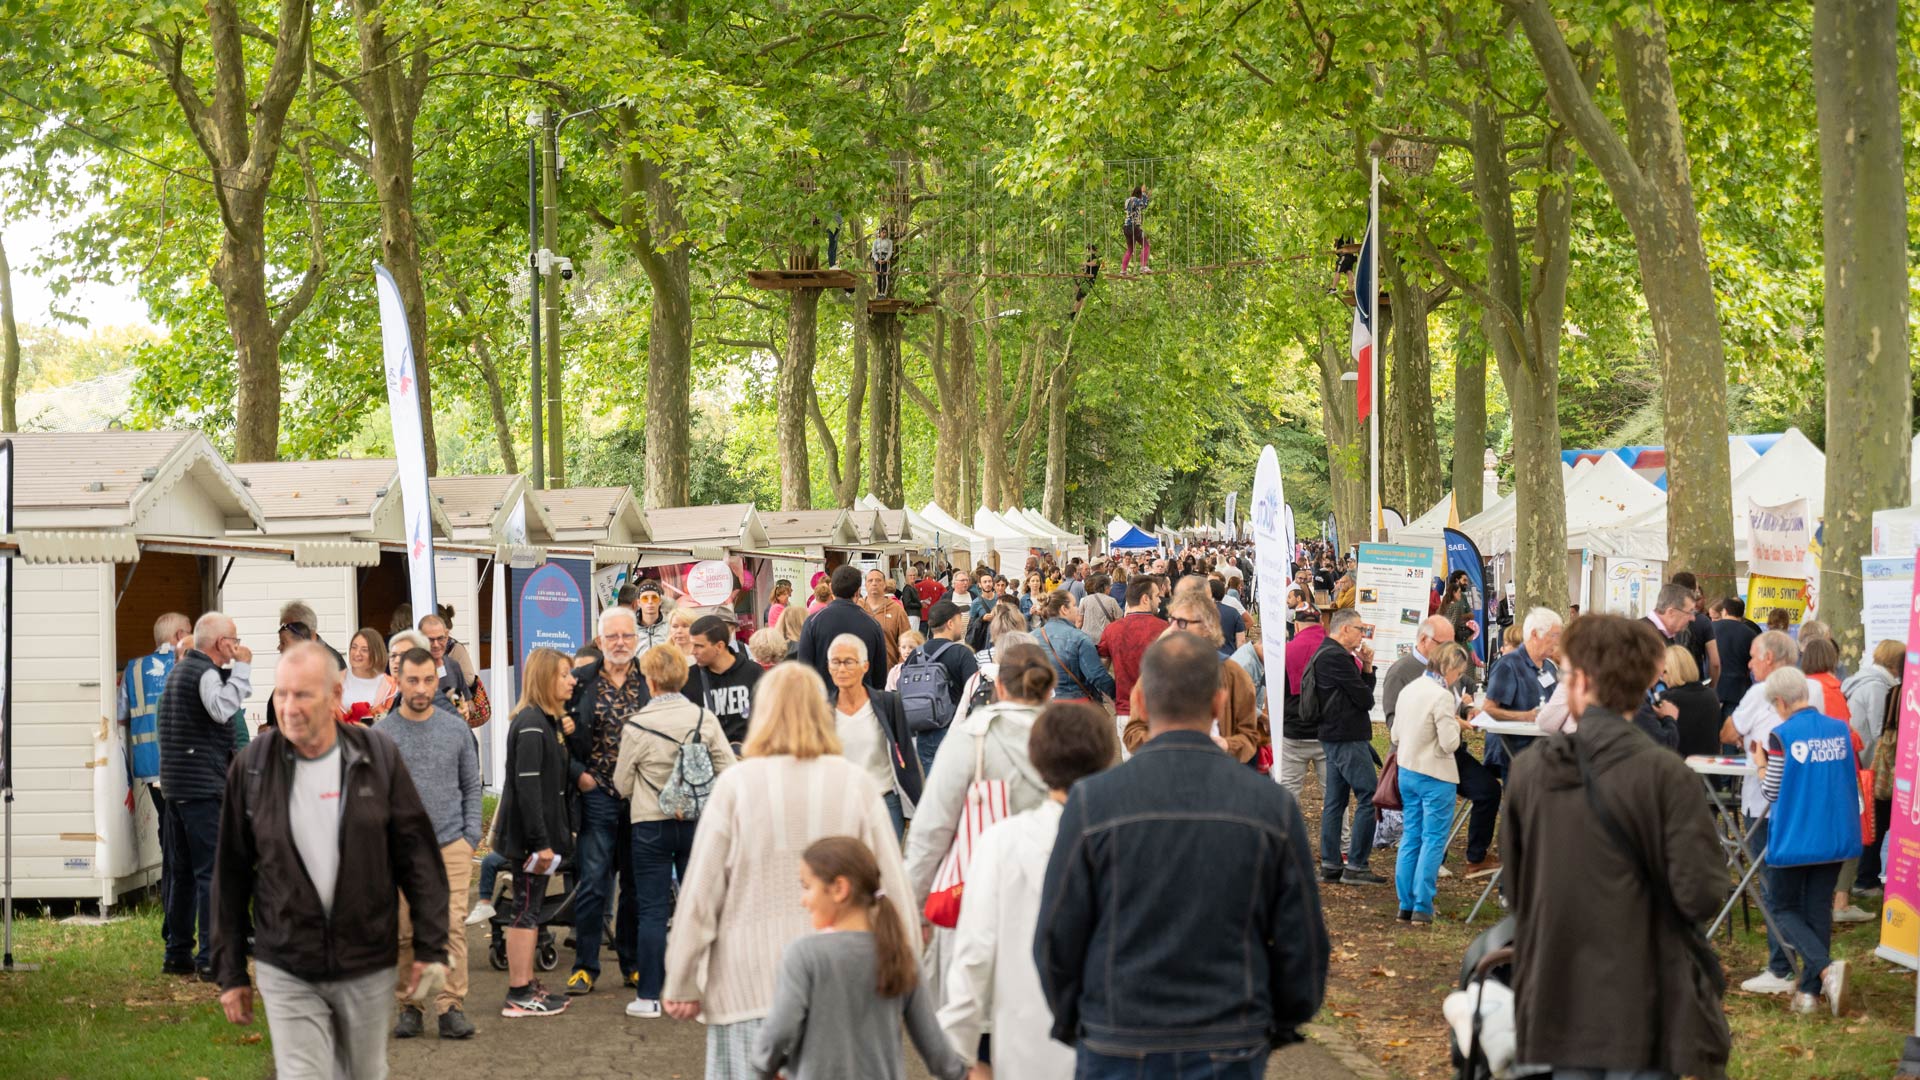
[1036,632,1328,1079]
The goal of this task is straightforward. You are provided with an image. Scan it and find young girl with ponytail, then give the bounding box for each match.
[752,837,966,1080]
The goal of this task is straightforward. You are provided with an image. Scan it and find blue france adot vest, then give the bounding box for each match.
[123,648,174,782]
[1768,706,1863,868]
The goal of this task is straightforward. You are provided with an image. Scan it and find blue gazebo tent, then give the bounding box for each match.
[1111,525,1159,550]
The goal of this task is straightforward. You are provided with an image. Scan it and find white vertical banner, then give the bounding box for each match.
[1225,491,1239,541]
[488,563,512,791]
[1250,445,1287,781]
[0,439,11,797]
[375,264,438,622]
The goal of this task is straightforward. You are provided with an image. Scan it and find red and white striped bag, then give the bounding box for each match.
[922,732,1008,928]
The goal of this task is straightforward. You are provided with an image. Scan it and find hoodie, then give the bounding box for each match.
[1841,664,1899,766]
[1501,708,1730,1079]
[689,644,764,744]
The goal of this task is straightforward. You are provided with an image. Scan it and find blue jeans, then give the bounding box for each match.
[629,819,696,1001]
[164,795,221,969]
[1767,860,1843,994]
[572,786,638,981]
[883,790,905,840]
[477,851,507,905]
[1747,815,1792,978]
[1395,767,1455,915]
[1076,1044,1269,1079]
[916,725,948,781]
[1320,740,1377,872]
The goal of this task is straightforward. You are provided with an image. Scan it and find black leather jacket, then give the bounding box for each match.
[1035,729,1329,1055]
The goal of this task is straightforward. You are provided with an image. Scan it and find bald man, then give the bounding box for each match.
[1382,616,1456,729]
[213,643,450,1078]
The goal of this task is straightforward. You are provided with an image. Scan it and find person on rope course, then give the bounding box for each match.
[871,223,896,298]
[1071,243,1100,320]
[1120,185,1151,274]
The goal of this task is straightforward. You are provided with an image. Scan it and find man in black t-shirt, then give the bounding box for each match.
[687,615,762,746]
[1710,597,1763,718]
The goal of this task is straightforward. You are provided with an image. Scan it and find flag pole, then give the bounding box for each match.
[1367,153,1382,542]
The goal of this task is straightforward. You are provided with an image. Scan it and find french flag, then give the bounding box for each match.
[1350,210,1376,421]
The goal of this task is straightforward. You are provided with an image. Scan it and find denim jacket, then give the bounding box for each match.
[1034,729,1329,1055]
[1035,618,1116,701]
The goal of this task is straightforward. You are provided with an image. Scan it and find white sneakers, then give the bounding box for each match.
[626,998,662,1019]
[1822,960,1849,1016]
[1741,970,1795,995]
[1832,906,1876,924]
[465,901,497,926]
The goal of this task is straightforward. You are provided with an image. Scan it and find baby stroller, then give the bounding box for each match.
[484,867,579,973]
[1445,917,1519,1080]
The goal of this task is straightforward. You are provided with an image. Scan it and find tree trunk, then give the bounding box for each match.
[352,0,439,473]
[1312,325,1366,552]
[1511,0,1734,587]
[471,336,520,475]
[541,112,563,485]
[1041,351,1071,523]
[615,104,693,508]
[837,306,867,508]
[0,234,18,431]
[146,0,316,461]
[1467,90,1571,614]
[1814,0,1912,662]
[1451,309,1487,519]
[777,284,822,508]
[974,307,1012,511]
[868,308,903,506]
[1386,246,1444,517]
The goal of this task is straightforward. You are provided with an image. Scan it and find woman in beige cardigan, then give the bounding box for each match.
[661,662,912,1080]
[1388,643,1472,924]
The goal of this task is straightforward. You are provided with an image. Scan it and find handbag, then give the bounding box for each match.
[465,676,493,730]
[1853,728,1876,846]
[1373,750,1403,813]
[922,732,1009,929]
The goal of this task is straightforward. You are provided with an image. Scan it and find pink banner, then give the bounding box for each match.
[1875,557,1920,969]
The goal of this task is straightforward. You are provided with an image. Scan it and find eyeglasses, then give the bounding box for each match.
[827,657,864,668]
[1169,617,1198,630]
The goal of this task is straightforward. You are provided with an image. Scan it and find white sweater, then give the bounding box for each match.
[662,755,912,1024]
[1390,676,1463,783]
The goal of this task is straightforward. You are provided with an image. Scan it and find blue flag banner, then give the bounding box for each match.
[1444,528,1489,663]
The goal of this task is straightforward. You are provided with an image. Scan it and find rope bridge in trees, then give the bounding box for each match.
[746,153,1346,298]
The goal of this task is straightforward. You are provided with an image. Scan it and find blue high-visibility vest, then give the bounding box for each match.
[123,649,174,782]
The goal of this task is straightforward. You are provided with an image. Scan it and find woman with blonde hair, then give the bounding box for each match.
[663,662,911,1078]
[777,602,808,659]
[668,607,698,659]
[1120,593,1265,762]
[613,643,738,1018]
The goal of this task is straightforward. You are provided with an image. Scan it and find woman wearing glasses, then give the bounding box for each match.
[825,634,923,838]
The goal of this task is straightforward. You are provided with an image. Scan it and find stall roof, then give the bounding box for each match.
[973,507,1037,542]
[918,503,989,546]
[10,430,267,534]
[535,486,652,544]
[762,508,862,548]
[431,474,558,544]
[229,458,454,540]
[853,494,918,546]
[1111,524,1158,550]
[646,503,770,554]
[1008,507,1077,541]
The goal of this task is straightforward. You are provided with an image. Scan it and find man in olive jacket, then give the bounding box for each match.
[1501,614,1730,1079]
[212,644,449,1077]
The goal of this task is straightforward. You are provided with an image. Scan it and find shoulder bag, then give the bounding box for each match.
[922,731,1009,928]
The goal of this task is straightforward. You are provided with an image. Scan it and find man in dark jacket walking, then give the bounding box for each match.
[212,643,450,1079]
[1310,609,1381,884]
[795,564,888,691]
[1501,614,1730,1079]
[1036,632,1328,1079]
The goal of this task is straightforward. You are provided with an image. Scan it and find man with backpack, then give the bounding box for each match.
[899,601,980,778]
[1501,613,1729,1077]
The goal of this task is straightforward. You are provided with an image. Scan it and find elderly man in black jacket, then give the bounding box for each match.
[1309,608,1382,885]
[213,642,449,1079]
[795,564,889,691]
[1036,632,1328,1077]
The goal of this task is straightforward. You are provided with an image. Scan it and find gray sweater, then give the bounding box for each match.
[372,707,482,848]
[753,930,965,1080]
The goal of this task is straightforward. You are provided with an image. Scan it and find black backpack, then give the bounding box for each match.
[1297,646,1328,727]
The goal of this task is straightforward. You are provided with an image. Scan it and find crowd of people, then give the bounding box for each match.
[119,528,1903,1079]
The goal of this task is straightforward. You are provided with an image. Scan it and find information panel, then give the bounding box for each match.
[1355,543,1435,672]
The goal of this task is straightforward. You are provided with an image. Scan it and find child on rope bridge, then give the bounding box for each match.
[871,224,895,298]
[1071,244,1100,320]
[1121,186,1150,273]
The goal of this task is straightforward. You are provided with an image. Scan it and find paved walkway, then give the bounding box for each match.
[384,918,1381,1080]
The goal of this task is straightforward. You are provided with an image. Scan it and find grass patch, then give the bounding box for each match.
[1720,917,1913,1080]
[0,903,272,1080]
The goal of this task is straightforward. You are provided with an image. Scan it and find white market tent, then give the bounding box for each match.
[996,506,1060,556]
[1107,515,1132,543]
[919,502,992,568]
[973,507,1041,571]
[1729,428,1825,564]
[1390,493,1457,578]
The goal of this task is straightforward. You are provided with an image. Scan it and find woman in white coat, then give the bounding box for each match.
[938,700,1118,1078]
